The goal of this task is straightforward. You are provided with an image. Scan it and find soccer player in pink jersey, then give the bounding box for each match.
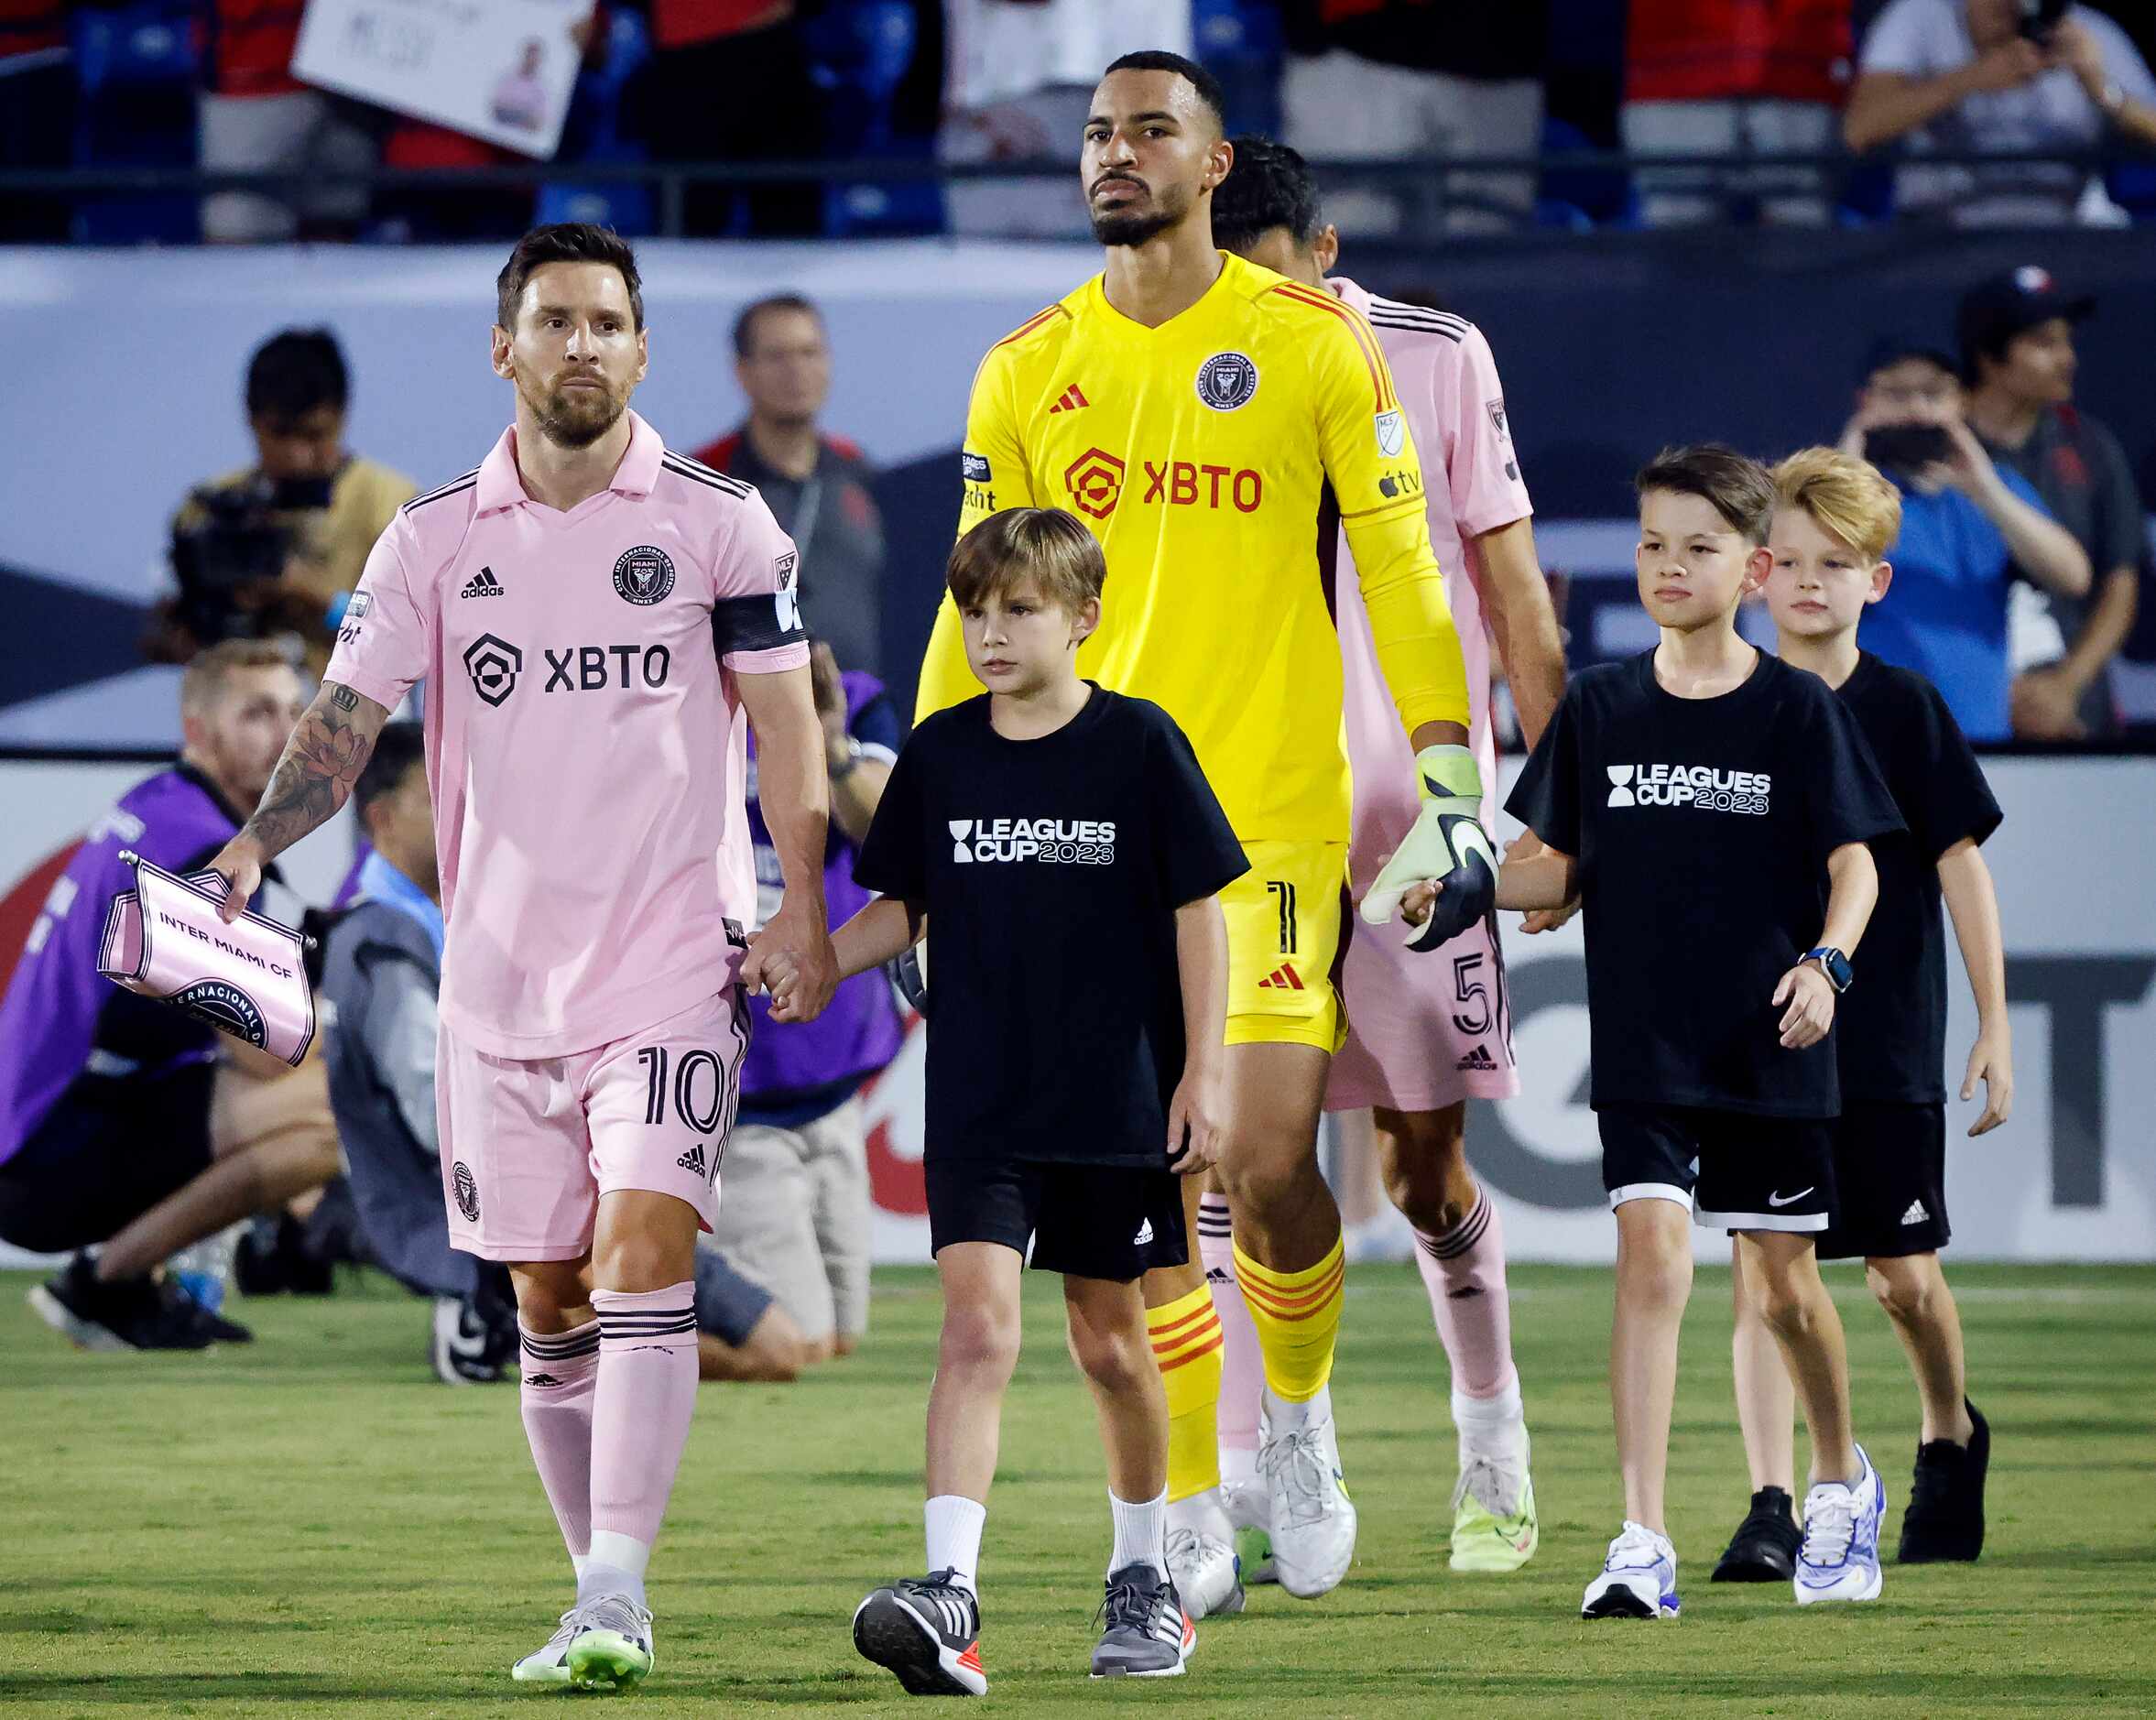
[1209,139,1570,1574]
[206,223,839,1693]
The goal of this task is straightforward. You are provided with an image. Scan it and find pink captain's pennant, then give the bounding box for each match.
[96,853,317,1066]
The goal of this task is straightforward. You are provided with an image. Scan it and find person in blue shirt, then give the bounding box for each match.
[1835,339,2090,741]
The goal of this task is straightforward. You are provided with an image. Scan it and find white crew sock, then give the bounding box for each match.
[576,1529,650,1610]
[1109,1487,1169,1581]
[1453,1377,1526,1457]
[925,1494,986,1594]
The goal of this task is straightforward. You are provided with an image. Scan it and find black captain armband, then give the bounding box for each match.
[712,591,809,657]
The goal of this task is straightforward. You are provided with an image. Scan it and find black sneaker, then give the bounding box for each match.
[234,1214,335,1296]
[171,1281,254,1344]
[1899,1399,1989,1563]
[853,1570,985,1696]
[430,1293,514,1384]
[1090,1563,1192,1679]
[27,1253,214,1352]
[1711,1486,1802,1583]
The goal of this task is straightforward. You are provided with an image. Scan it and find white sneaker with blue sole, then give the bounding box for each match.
[1796,1444,1887,1605]
[1581,1522,1680,1619]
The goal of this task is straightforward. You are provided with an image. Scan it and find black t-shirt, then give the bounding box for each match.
[1832,653,2003,1104]
[853,686,1248,1166]
[1507,650,1905,1118]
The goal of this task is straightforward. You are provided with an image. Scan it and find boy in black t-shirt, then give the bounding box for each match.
[797,509,1247,1693]
[1712,449,2009,1583]
[1416,446,1906,1620]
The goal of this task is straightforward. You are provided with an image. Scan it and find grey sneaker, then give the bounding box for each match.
[1090,1563,1192,1679]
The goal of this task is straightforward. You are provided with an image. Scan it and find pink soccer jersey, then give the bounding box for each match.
[1327,279,1535,1114]
[327,411,810,1061]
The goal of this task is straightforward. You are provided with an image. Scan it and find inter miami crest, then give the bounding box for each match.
[452,1160,481,1222]
[613,545,677,605]
[173,979,267,1048]
[1195,351,1258,411]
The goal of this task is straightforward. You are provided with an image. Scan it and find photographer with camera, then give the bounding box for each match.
[150,330,414,676]
[1846,0,2156,225]
[1837,337,2090,740]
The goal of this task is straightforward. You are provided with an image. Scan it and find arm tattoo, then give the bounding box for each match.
[239,681,380,859]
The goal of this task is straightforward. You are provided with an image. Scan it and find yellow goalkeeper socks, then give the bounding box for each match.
[1149,1285,1225,1503]
[1233,1236,1347,1405]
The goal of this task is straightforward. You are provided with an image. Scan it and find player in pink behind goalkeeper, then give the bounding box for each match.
[1185,137,1570,1594]
[207,223,839,1694]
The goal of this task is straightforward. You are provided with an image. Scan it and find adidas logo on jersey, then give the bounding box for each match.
[1049,383,1090,413]
[523,1372,561,1388]
[1258,963,1303,991]
[1902,1200,1930,1225]
[1134,1218,1154,1246]
[1455,1044,1498,1072]
[460,566,505,599]
[677,1143,707,1176]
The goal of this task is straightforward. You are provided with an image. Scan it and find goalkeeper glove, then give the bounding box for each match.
[1359,744,1497,953]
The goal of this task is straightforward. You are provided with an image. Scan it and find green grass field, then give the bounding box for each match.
[2,1261,2151,1718]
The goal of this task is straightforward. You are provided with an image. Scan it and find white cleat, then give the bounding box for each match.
[509,1609,580,1684]
[1258,1410,1357,1598]
[1167,1525,1244,1619]
[1582,1522,1680,1619]
[562,1594,655,1692]
[1795,1445,1887,1605]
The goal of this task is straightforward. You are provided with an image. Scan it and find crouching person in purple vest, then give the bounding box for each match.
[0,640,343,1349]
[714,639,906,1358]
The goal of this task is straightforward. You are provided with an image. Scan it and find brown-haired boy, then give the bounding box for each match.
[1711,448,2009,1580]
[1415,445,1907,1617]
[790,507,1247,1691]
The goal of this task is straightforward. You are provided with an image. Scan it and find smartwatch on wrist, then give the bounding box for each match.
[1804,946,1853,994]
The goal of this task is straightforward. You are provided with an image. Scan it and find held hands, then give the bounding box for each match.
[1961,1023,2014,1137]
[743,905,841,1024]
[1360,745,1496,953]
[1771,962,1836,1050]
[205,835,266,925]
[1166,1061,1224,1176]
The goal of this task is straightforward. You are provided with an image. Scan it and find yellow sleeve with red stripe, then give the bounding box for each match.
[1276,281,1469,735]
[918,330,1045,722]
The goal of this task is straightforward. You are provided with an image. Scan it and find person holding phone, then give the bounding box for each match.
[1834,337,2088,739]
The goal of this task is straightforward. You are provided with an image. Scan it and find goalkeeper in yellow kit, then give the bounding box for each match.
[915,49,1491,1610]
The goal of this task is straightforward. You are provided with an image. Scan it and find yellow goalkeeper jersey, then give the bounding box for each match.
[917,250,1467,843]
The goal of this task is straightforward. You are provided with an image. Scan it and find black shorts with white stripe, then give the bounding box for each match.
[1597,1104,1837,1235]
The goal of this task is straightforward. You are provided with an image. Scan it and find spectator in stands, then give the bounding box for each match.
[693,296,887,676]
[0,0,73,241]
[708,638,902,1361]
[151,329,415,677]
[1959,267,2143,739]
[640,0,822,234]
[323,723,823,1385]
[1621,0,1853,226]
[0,641,343,1351]
[199,0,378,243]
[1846,0,2156,224]
[940,0,1187,237]
[1283,0,1546,234]
[1837,337,2090,740]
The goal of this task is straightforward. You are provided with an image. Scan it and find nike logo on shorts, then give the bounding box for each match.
[1767,1187,1815,1208]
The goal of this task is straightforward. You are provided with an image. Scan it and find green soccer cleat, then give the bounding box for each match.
[562,1595,655,1693]
[1450,1450,1539,1573]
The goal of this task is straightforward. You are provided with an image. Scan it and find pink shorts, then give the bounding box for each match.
[437,990,749,1262]
[1326,911,1521,1115]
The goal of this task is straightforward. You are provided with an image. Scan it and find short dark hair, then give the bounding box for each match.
[948,508,1105,614]
[734,293,822,359]
[1102,49,1228,135]
[1634,443,1776,546]
[245,329,348,422]
[353,721,427,825]
[1212,134,1322,256]
[495,223,644,334]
